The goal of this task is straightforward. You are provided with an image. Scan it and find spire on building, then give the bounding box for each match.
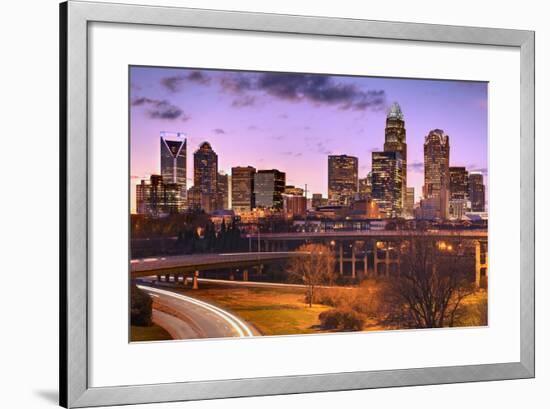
[387,102,404,120]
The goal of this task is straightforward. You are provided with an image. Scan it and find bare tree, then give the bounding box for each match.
[287,243,336,307]
[382,234,476,328]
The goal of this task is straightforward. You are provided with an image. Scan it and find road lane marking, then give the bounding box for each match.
[137,285,254,337]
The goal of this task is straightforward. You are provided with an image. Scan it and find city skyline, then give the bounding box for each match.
[130,66,488,213]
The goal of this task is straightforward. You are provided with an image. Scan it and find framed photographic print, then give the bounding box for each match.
[60,1,535,407]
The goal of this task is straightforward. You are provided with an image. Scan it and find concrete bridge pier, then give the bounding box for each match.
[373,243,381,276]
[374,242,392,277]
[339,242,344,275]
[351,244,356,279]
[243,269,249,281]
[475,240,488,288]
[192,270,199,290]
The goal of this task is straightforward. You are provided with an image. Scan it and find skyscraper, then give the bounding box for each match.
[160,132,186,208]
[328,155,358,206]
[216,171,229,210]
[423,129,450,220]
[231,166,256,213]
[358,173,372,199]
[186,186,202,211]
[383,102,407,208]
[449,166,469,200]
[193,141,218,212]
[404,187,415,218]
[254,169,286,210]
[371,151,403,218]
[468,172,486,212]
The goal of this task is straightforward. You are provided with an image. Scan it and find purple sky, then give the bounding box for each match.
[130,66,487,213]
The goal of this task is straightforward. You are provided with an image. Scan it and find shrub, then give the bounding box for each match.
[310,287,355,307]
[319,308,365,331]
[130,285,153,326]
[312,282,384,318]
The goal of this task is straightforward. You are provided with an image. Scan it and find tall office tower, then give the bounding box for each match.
[160,132,187,208]
[371,151,403,218]
[186,186,202,211]
[468,172,486,212]
[423,129,450,220]
[358,173,372,199]
[449,166,469,200]
[216,172,229,210]
[231,166,256,213]
[136,175,184,216]
[403,187,415,218]
[327,155,358,206]
[383,102,407,207]
[193,141,218,212]
[254,169,286,210]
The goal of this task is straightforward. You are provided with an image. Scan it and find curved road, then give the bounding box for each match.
[137,285,258,340]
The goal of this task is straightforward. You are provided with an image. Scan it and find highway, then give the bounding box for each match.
[254,229,488,241]
[137,285,257,339]
[195,277,354,290]
[131,252,307,278]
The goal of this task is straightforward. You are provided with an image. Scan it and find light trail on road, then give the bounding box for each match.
[137,284,254,337]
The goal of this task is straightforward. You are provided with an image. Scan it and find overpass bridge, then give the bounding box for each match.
[247,229,488,286]
[248,229,487,242]
[131,229,488,289]
[131,251,307,288]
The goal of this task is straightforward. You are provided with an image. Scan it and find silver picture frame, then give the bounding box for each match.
[60,1,535,407]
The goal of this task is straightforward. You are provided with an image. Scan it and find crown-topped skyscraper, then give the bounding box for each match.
[160,131,187,208]
[383,102,407,214]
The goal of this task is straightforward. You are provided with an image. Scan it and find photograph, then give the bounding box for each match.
[129,65,489,342]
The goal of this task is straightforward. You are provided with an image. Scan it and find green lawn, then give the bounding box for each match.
[130,324,172,342]
[180,284,331,336]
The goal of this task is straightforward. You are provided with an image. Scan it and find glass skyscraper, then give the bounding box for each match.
[449,166,469,200]
[383,102,407,209]
[193,141,218,212]
[468,172,485,212]
[328,155,358,206]
[371,151,403,218]
[404,186,415,218]
[423,129,450,220]
[254,169,286,210]
[217,171,229,210]
[231,166,256,214]
[160,132,187,208]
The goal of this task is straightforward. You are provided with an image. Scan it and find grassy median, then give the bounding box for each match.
[180,283,331,336]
